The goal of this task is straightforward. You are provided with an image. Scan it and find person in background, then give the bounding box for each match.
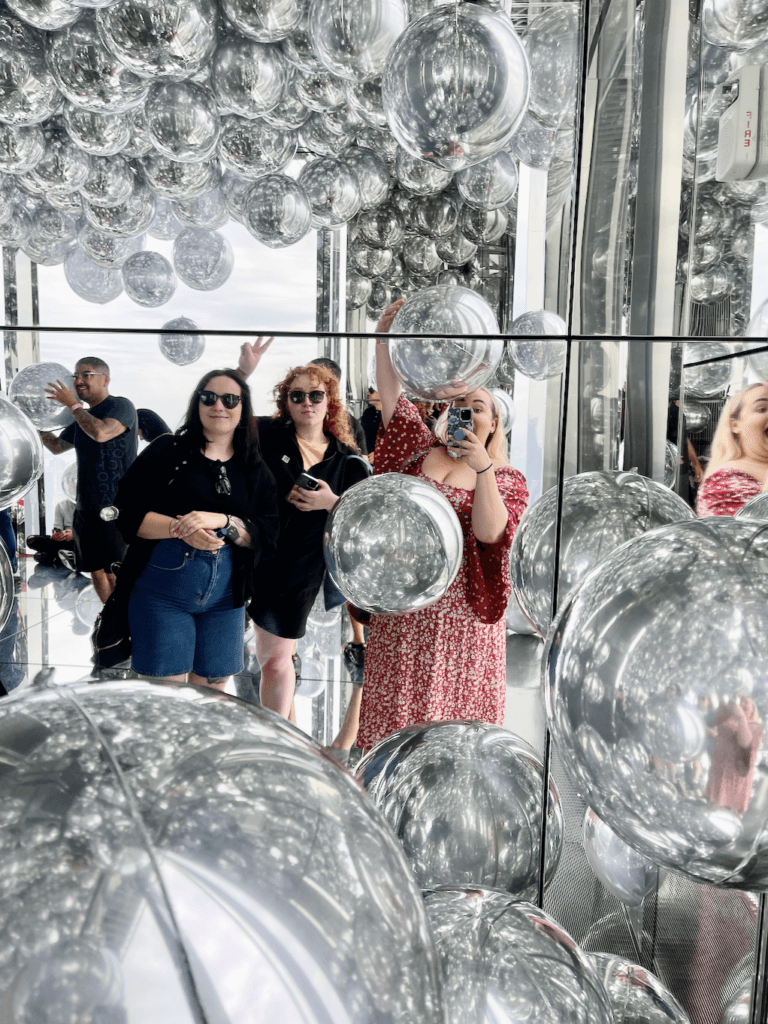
[26,498,75,566]
[137,408,171,442]
[0,510,16,574]
[696,382,768,516]
[40,358,137,603]
[361,388,382,462]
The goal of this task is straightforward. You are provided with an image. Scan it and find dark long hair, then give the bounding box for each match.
[176,368,261,464]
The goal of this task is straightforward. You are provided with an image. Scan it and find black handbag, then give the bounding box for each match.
[91,588,131,670]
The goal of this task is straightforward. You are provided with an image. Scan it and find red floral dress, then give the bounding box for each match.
[696,468,762,517]
[357,396,529,750]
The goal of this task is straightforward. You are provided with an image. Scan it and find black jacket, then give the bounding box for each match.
[114,433,280,608]
[250,416,370,636]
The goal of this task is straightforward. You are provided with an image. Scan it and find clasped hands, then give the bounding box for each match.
[169,510,227,550]
[286,478,338,512]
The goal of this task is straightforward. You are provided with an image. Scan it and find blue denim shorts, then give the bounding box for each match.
[129,539,245,679]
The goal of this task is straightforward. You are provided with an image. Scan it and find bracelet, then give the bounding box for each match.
[223,514,230,529]
[168,517,177,537]
[376,338,389,345]
[476,463,494,475]
[69,403,83,412]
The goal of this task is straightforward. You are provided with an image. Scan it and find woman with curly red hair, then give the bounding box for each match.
[241,356,369,717]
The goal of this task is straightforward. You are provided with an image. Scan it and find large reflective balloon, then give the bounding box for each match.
[524,5,580,129]
[47,15,149,113]
[79,224,145,266]
[309,0,407,82]
[487,386,514,434]
[683,341,735,397]
[219,167,250,221]
[300,110,352,155]
[589,954,691,1024]
[221,0,303,42]
[0,390,44,509]
[388,285,503,399]
[0,13,64,125]
[346,77,387,129]
[402,233,442,275]
[147,195,184,238]
[159,315,205,364]
[346,271,372,308]
[435,224,477,266]
[423,888,614,1024]
[243,172,312,247]
[280,6,324,73]
[78,154,133,207]
[0,681,444,1023]
[0,124,45,174]
[29,129,91,195]
[409,193,458,238]
[358,203,404,249]
[545,517,768,889]
[735,491,768,521]
[349,237,393,277]
[583,809,658,908]
[217,115,296,178]
[0,208,32,246]
[144,81,220,162]
[324,473,463,613]
[140,152,221,199]
[97,0,218,81]
[121,249,177,305]
[701,0,768,50]
[512,470,694,636]
[6,0,81,30]
[459,204,508,243]
[394,149,452,195]
[83,175,155,235]
[357,722,563,896]
[294,70,346,112]
[9,361,74,431]
[340,145,389,209]
[507,310,568,380]
[171,186,228,229]
[172,226,233,289]
[262,81,310,129]
[62,105,131,156]
[63,246,124,302]
[456,151,518,210]
[383,5,530,170]
[297,156,360,227]
[211,35,288,118]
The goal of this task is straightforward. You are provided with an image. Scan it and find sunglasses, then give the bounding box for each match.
[71,372,105,381]
[199,390,242,409]
[289,389,326,405]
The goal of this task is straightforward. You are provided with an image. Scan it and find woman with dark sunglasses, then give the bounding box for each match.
[239,357,370,718]
[112,368,280,687]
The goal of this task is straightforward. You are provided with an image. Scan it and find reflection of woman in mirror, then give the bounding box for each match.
[705,695,763,816]
[696,382,768,516]
[355,300,529,750]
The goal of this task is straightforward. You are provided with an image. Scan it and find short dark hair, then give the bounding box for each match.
[137,408,171,442]
[76,356,110,376]
[177,368,261,464]
[310,356,342,380]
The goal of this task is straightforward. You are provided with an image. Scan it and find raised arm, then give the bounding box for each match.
[375,300,405,429]
[44,380,127,443]
[236,336,274,381]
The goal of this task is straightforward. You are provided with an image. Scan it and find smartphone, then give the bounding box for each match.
[296,471,320,491]
[446,406,473,459]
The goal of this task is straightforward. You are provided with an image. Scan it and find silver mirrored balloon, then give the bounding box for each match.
[219,167,250,221]
[294,70,346,112]
[221,0,303,42]
[29,129,91,195]
[47,15,149,113]
[383,5,530,170]
[0,13,64,125]
[664,440,678,488]
[144,81,220,163]
[217,115,297,178]
[402,233,441,275]
[683,401,711,435]
[409,193,458,238]
[456,151,518,210]
[701,0,768,49]
[300,110,353,155]
[83,174,155,235]
[435,224,477,266]
[356,124,399,161]
[262,83,310,129]
[63,246,124,302]
[459,203,508,243]
[389,285,503,399]
[9,361,74,431]
[589,954,691,1024]
[512,470,695,636]
[121,104,154,157]
[486,386,514,434]
[507,310,568,380]
[0,123,45,173]
[0,208,32,246]
[340,145,389,209]
[683,341,735,398]
[734,490,768,522]
[357,722,563,896]
[122,249,176,305]
[172,186,228,228]
[243,172,312,247]
[357,203,404,248]
[394,148,453,195]
[583,809,658,908]
[0,390,44,509]
[545,517,768,889]
[423,888,614,1024]
[211,35,288,118]
[0,681,444,1023]
[78,223,145,266]
[309,0,406,82]
[6,0,81,30]
[507,111,557,169]
[346,271,372,308]
[324,473,463,613]
[97,0,218,81]
[524,5,580,130]
[23,231,76,264]
[159,315,205,364]
[62,104,131,156]
[279,8,324,73]
[172,226,233,289]
[147,196,185,239]
[78,154,133,207]
[32,204,79,243]
[346,77,387,129]
[297,155,360,227]
[45,189,83,215]
[367,277,398,314]
[506,591,536,635]
[349,237,393,277]
[140,152,221,199]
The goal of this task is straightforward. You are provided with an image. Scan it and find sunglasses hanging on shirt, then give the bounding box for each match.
[213,462,231,496]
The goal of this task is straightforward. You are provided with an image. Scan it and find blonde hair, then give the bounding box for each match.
[434,388,508,465]
[703,381,768,480]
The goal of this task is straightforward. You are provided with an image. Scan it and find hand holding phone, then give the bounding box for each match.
[446,406,474,459]
[295,471,320,491]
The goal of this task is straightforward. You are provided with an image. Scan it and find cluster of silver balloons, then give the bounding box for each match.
[0,0,580,316]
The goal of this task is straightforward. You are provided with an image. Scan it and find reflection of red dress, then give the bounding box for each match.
[705,700,763,815]
[696,468,761,517]
[356,396,529,750]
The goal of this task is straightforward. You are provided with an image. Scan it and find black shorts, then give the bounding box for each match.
[72,510,127,573]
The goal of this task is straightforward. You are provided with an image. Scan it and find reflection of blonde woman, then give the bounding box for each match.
[696,382,768,516]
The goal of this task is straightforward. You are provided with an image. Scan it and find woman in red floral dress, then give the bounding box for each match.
[356,300,529,750]
[696,382,768,516]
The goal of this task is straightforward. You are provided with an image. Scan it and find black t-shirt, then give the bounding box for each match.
[60,396,138,510]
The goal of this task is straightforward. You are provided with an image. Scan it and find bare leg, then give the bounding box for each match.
[188,672,227,691]
[91,569,115,604]
[331,686,363,751]
[347,603,366,646]
[255,625,296,717]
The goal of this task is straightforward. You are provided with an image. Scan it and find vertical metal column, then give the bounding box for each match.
[316,228,343,363]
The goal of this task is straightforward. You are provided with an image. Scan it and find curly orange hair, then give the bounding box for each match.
[273,364,358,450]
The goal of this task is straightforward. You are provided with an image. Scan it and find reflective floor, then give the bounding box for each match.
[3,553,547,755]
